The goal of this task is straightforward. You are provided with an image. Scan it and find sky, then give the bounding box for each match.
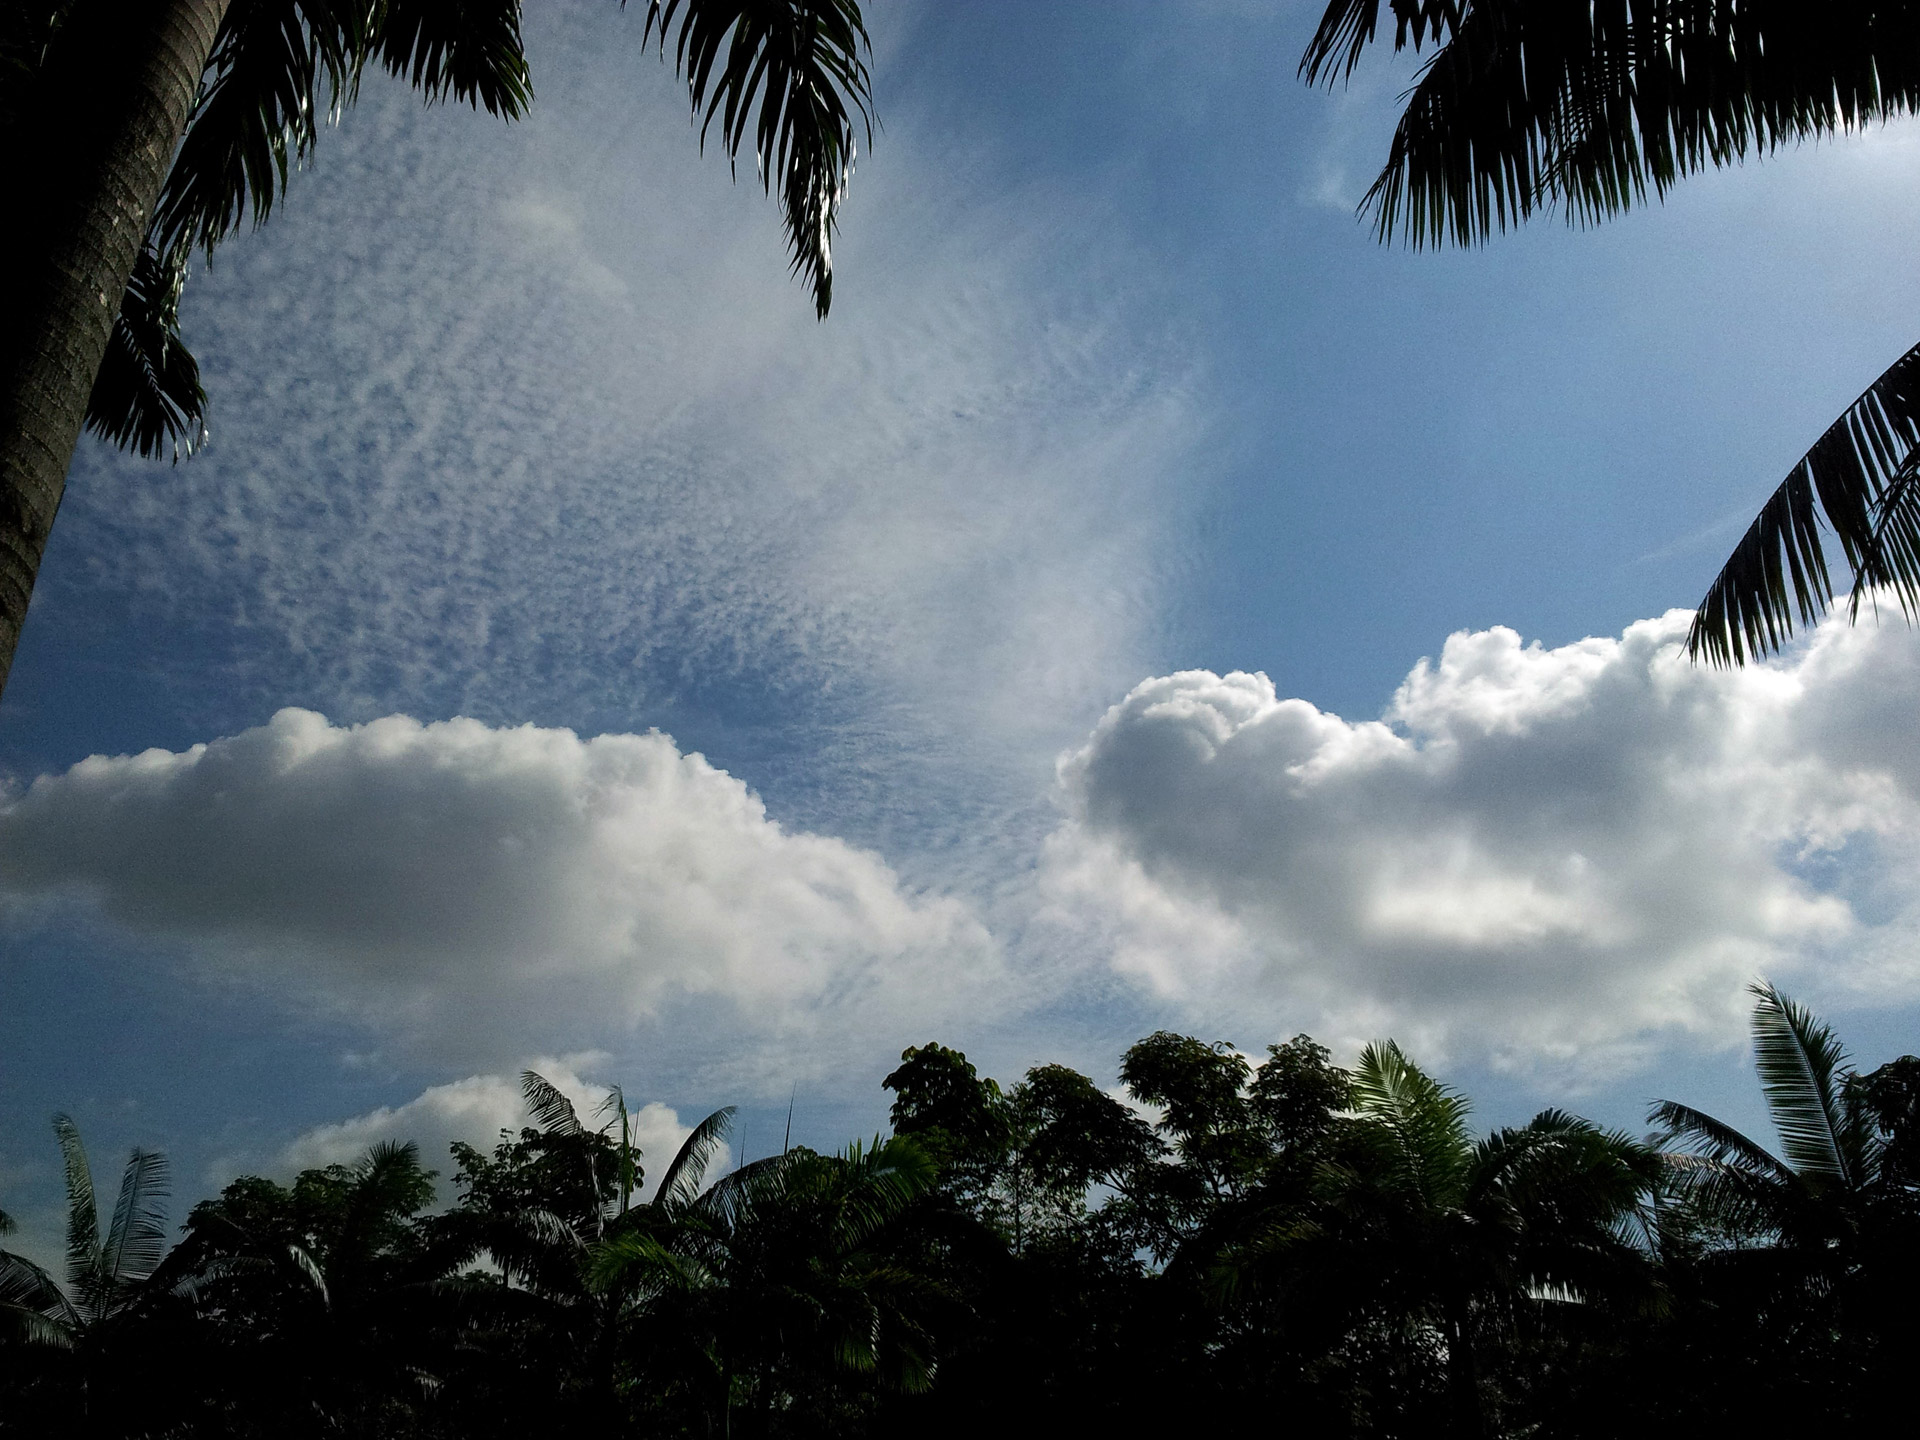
[6,0,1920,1255]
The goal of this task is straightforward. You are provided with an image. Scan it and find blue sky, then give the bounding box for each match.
[6,0,1920,1249]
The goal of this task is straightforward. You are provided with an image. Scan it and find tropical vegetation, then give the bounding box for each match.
[1306,0,1920,665]
[1,986,1911,1436]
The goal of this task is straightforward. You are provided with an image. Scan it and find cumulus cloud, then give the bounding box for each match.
[0,710,1005,1067]
[1044,610,1920,1077]
[279,1059,705,1202]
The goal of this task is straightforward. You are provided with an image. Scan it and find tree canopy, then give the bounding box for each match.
[3,992,1912,1435]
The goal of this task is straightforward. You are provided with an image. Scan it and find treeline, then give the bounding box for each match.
[2,983,1915,1438]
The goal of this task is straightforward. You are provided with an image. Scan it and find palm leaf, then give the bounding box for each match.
[654,1105,737,1211]
[1688,342,1920,664]
[336,1140,431,1275]
[100,1146,171,1289]
[372,0,531,115]
[694,1151,792,1232]
[53,1114,98,1298]
[825,1136,935,1251]
[154,0,528,262]
[1747,981,1859,1185]
[152,0,363,261]
[586,1228,711,1294]
[595,1085,642,1213]
[1300,0,1462,87]
[0,1252,72,1348]
[639,0,873,317]
[521,1070,585,1137]
[84,242,206,461]
[1647,1098,1790,1182]
[1322,0,1920,250]
[1347,1039,1474,1209]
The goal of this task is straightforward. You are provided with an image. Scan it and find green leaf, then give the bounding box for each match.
[1346,1039,1474,1210]
[1322,1,1920,250]
[521,1069,585,1137]
[53,1114,98,1300]
[99,1145,171,1290]
[653,1106,737,1212]
[1688,342,1920,665]
[84,242,207,460]
[372,0,531,115]
[1747,981,1863,1186]
[638,0,874,317]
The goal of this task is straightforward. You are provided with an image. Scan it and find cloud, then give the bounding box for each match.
[279,1059,705,1202]
[1043,610,1920,1078]
[0,710,1005,1068]
[53,3,1204,883]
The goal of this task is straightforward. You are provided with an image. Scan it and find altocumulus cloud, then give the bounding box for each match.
[0,710,1003,1064]
[1045,610,1920,1077]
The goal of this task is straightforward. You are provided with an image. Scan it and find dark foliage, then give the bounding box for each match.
[1,994,1912,1436]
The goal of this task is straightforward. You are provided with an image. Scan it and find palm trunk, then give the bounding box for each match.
[0,0,229,703]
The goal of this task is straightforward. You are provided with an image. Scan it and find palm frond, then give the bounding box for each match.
[1689,342,1920,664]
[639,0,873,317]
[596,1085,640,1213]
[0,1253,72,1348]
[153,0,363,260]
[84,241,207,460]
[100,1146,171,1289]
[1347,1040,1474,1208]
[1337,1,1920,250]
[1747,981,1860,1185]
[287,1241,330,1301]
[155,0,528,264]
[53,1114,99,1296]
[654,1106,736,1211]
[521,1070,584,1137]
[372,0,531,115]
[695,1152,792,1232]
[1300,0,1462,86]
[1647,1099,1790,1183]
[341,1139,432,1254]
[0,1249,70,1336]
[827,1136,935,1250]
[586,1228,711,1294]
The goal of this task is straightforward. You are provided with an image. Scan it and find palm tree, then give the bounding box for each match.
[1303,1,1920,665]
[0,1116,177,1432]
[0,0,874,702]
[590,1134,939,1436]
[1645,981,1911,1422]
[435,1070,738,1432]
[46,1114,172,1343]
[1651,982,1884,1243]
[1226,1040,1658,1438]
[163,1138,453,1432]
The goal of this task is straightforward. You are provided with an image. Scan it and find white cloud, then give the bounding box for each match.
[0,710,1006,1068]
[56,4,1204,886]
[279,1059,705,1203]
[1043,610,1920,1078]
